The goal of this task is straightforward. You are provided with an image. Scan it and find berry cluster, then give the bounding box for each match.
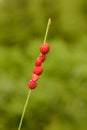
[28,43,50,89]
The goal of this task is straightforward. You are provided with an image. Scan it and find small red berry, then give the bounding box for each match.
[39,54,46,62]
[28,80,37,89]
[35,58,42,66]
[32,73,39,81]
[34,66,43,75]
[40,43,50,54]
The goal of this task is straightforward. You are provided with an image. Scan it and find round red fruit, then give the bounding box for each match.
[28,80,37,89]
[40,43,50,54]
[39,54,46,62]
[34,66,43,75]
[35,58,42,66]
[32,73,39,81]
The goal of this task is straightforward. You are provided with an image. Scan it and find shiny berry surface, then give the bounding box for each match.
[40,43,50,54]
[32,73,39,81]
[39,54,46,62]
[34,66,43,75]
[28,80,37,89]
[35,58,42,66]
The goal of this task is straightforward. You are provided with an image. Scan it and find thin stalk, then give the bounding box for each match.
[17,18,51,130]
[43,18,51,44]
[18,90,31,130]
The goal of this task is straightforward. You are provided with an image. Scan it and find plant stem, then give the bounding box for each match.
[43,18,51,44]
[18,90,31,130]
[17,18,51,130]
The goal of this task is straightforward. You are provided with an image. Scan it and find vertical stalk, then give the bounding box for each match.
[18,90,31,130]
[43,18,51,43]
[17,18,51,130]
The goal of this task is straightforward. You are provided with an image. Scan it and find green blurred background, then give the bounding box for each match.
[0,0,87,130]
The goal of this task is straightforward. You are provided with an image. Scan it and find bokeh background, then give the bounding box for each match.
[0,0,87,130]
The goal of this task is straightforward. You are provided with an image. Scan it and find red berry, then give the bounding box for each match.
[34,66,43,75]
[32,73,39,81]
[35,58,42,66]
[40,43,50,54]
[39,54,46,62]
[28,80,37,89]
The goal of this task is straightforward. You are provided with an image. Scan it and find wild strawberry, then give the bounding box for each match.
[32,73,39,81]
[40,43,50,54]
[34,66,43,75]
[39,54,46,62]
[35,57,42,66]
[28,80,37,89]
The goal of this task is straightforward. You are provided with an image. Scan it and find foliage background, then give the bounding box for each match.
[0,0,87,130]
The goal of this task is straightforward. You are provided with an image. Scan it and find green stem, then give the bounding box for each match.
[18,90,31,130]
[17,18,51,130]
[43,18,51,44]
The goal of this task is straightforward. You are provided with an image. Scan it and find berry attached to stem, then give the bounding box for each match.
[35,57,42,66]
[39,54,46,62]
[40,43,50,54]
[28,80,37,89]
[32,73,39,81]
[34,66,43,75]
